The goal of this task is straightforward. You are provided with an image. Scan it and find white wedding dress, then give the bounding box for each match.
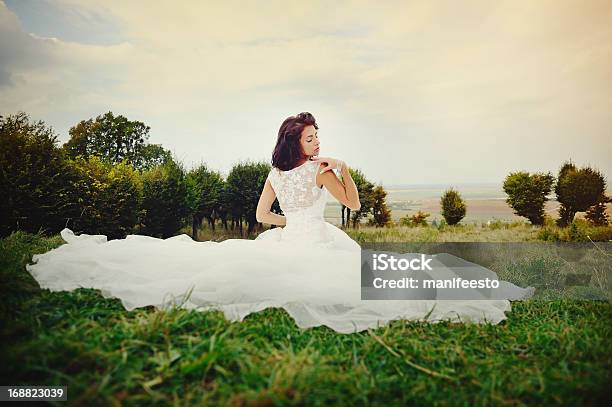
[26,159,535,334]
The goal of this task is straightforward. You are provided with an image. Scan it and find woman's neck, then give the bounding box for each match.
[295,156,312,166]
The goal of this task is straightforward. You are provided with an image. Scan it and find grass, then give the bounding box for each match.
[344,223,541,243]
[185,217,612,244]
[343,219,612,244]
[1,229,611,406]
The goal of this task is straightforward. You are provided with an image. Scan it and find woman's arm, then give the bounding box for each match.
[256,179,287,226]
[317,161,361,211]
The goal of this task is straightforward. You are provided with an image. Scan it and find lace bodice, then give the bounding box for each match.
[263,159,336,245]
[267,159,327,215]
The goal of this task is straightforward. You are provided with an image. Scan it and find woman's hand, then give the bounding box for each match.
[315,157,361,210]
[312,156,343,174]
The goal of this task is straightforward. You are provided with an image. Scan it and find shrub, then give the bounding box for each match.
[66,156,142,239]
[399,210,430,227]
[585,195,610,226]
[503,171,554,225]
[141,160,190,238]
[536,218,612,242]
[555,160,607,227]
[226,161,271,235]
[440,188,466,225]
[186,164,226,237]
[0,112,76,237]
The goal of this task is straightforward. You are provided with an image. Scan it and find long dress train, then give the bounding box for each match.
[26,159,535,334]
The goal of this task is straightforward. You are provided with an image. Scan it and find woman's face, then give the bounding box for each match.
[299,125,320,158]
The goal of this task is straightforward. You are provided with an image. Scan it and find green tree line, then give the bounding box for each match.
[0,111,392,240]
[2,111,607,240]
[1,112,281,239]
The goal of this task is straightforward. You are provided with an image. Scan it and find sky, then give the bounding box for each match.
[1,0,610,186]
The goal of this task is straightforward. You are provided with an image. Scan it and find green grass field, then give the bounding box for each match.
[1,228,610,406]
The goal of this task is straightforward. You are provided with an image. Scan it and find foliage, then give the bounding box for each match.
[440,188,467,225]
[0,112,77,237]
[585,195,610,226]
[139,143,173,171]
[368,185,392,227]
[537,217,612,242]
[399,210,430,227]
[226,161,271,235]
[186,164,225,237]
[216,182,233,230]
[344,168,375,228]
[140,159,190,238]
[66,156,142,239]
[503,171,554,225]
[0,231,64,321]
[63,111,171,171]
[554,160,607,227]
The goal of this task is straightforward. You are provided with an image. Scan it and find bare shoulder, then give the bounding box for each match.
[315,163,338,188]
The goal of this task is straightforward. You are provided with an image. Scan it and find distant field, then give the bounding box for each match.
[323,183,611,225]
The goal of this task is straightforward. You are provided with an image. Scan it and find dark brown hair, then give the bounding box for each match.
[271,112,319,171]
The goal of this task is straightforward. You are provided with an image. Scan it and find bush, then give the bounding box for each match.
[503,171,554,225]
[226,161,271,235]
[0,112,76,237]
[436,218,447,230]
[440,188,466,225]
[399,210,430,227]
[141,160,190,238]
[555,160,607,227]
[484,219,505,230]
[186,164,225,237]
[66,156,142,239]
[536,218,612,242]
[0,231,64,321]
[585,196,610,226]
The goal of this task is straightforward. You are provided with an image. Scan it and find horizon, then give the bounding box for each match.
[1,0,611,185]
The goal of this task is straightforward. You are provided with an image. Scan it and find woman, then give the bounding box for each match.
[254,111,362,251]
[26,112,534,334]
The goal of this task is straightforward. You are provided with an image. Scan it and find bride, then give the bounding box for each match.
[26,112,534,334]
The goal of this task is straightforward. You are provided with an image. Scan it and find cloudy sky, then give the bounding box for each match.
[1,0,610,186]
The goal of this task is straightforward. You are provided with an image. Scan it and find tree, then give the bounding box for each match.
[226,161,270,236]
[440,188,466,225]
[341,168,374,228]
[63,111,171,171]
[0,112,77,236]
[503,171,554,225]
[554,160,607,227]
[185,174,203,239]
[140,159,190,238]
[216,181,231,231]
[585,194,610,226]
[66,156,142,239]
[186,164,225,239]
[139,144,173,171]
[368,185,392,227]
